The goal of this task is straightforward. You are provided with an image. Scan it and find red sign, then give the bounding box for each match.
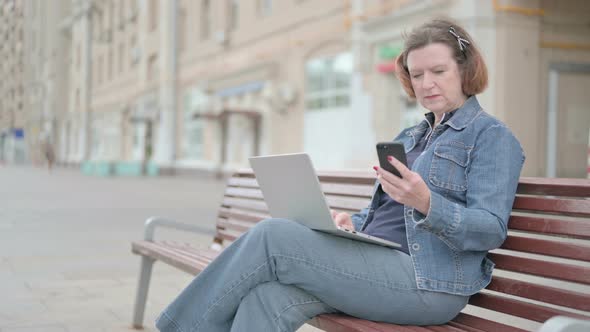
[376,61,396,74]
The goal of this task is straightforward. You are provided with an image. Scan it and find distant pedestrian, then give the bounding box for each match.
[41,140,56,171]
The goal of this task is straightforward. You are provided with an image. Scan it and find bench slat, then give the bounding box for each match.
[217,228,243,242]
[159,242,220,262]
[326,195,371,211]
[132,241,208,275]
[229,174,375,197]
[500,235,590,262]
[222,197,269,213]
[225,187,264,200]
[450,313,527,332]
[218,207,270,222]
[227,177,259,188]
[320,182,375,197]
[424,326,469,332]
[469,292,590,323]
[489,252,590,284]
[508,215,590,240]
[217,218,256,233]
[235,168,378,185]
[311,314,436,332]
[513,196,590,217]
[142,242,215,267]
[487,276,590,311]
[446,321,487,332]
[224,187,371,212]
[317,172,376,185]
[517,177,590,197]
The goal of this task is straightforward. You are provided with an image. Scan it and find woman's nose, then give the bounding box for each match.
[422,73,435,89]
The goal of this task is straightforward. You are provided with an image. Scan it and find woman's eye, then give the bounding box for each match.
[412,74,423,79]
[435,70,444,74]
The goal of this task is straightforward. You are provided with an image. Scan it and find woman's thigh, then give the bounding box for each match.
[256,218,468,324]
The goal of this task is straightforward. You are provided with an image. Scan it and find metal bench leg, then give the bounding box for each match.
[132,256,156,329]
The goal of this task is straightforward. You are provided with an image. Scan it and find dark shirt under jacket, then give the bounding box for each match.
[363,111,456,254]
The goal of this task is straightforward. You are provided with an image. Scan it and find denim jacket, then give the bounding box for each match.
[352,96,525,296]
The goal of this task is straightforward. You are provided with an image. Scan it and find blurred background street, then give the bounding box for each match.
[0,165,224,331]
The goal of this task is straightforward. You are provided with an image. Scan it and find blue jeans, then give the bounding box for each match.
[156,219,469,332]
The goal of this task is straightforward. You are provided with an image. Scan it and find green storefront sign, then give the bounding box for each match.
[379,44,402,60]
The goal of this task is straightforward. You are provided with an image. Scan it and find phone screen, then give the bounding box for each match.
[376,142,408,178]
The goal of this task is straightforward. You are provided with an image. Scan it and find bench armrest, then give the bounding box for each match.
[143,216,211,241]
[537,316,590,332]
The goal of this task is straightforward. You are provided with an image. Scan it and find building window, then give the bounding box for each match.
[200,0,211,40]
[305,53,352,111]
[182,88,209,159]
[228,0,239,31]
[257,0,272,17]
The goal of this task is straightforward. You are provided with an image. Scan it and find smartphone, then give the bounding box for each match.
[376,142,408,178]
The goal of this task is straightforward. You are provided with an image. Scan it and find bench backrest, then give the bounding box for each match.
[216,170,590,327]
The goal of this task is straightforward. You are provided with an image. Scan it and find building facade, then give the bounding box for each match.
[0,0,26,163]
[21,0,71,166]
[14,0,590,178]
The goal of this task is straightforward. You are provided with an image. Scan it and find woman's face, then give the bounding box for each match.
[406,43,467,116]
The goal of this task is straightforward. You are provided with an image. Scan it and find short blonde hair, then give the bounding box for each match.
[395,18,488,98]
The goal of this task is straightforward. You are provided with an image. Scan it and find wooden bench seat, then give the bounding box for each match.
[131,170,590,331]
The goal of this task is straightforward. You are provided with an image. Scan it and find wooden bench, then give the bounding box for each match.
[131,170,590,331]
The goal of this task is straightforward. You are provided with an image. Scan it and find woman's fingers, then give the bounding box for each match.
[330,209,338,220]
[387,155,411,178]
[373,162,431,214]
[334,212,353,230]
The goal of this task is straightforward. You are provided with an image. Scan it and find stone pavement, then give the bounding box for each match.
[0,165,320,332]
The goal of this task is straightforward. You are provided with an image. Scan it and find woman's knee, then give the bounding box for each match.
[253,218,306,239]
[245,282,331,315]
[243,281,289,302]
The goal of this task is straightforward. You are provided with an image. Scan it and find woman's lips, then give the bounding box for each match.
[425,95,440,100]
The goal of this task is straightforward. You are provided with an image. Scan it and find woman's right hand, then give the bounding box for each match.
[331,210,354,230]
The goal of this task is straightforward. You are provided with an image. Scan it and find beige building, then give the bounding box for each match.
[17,0,590,178]
[0,0,26,163]
[58,0,357,175]
[22,0,71,166]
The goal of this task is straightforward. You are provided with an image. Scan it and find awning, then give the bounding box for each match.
[215,81,265,98]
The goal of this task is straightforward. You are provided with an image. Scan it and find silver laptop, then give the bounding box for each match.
[249,153,400,248]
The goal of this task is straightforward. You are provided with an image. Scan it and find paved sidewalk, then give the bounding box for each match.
[0,165,320,332]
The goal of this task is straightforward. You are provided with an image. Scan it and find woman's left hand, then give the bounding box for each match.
[374,156,431,215]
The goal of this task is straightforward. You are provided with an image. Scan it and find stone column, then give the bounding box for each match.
[79,0,94,161]
[153,0,177,166]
